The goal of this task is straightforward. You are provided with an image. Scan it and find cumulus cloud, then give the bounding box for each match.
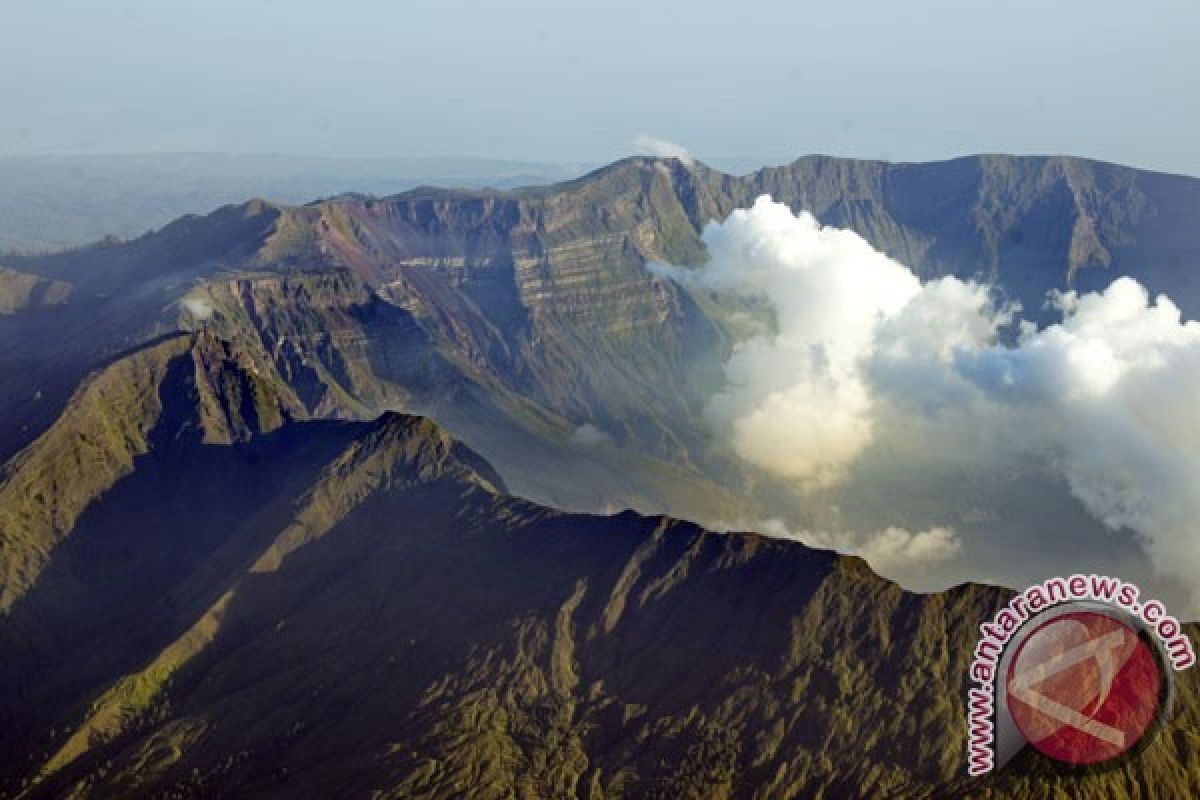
[958,277,1200,609]
[754,519,963,575]
[857,526,964,573]
[654,196,1200,610]
[632,134,694,166]
[652,196,1008,488]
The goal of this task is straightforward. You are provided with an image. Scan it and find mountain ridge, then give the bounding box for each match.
[1,152,1197,599]
[1,329,1197,797]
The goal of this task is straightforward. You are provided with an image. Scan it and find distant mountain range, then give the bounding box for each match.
[2,154,1200,797]
[0,154,593,253]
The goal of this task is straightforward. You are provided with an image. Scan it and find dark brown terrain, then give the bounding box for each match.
[2,155,1199,797]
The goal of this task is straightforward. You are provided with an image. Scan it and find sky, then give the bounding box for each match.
[3,0,1198,175]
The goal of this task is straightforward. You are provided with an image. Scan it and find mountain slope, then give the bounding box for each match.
[0,199,285,462]
[0,268,71,315]
[4,155,1198,481]
[0,334,1196,798]
[0,329,506,795]
[0,328,302,613]
[1,154,1196,617]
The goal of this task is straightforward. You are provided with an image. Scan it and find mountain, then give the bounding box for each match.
[0,154,590,254]
[2,331,1198,799]
[3,154,1200,795]
[2,155,1198,577]
[0,268,71,315]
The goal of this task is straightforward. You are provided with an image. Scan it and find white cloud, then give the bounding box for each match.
[181,293,214,321]
[652,196,1006,488]
[856,526,964,573]
[570,423,611,446]
[958,277,1200,610]
[752,519,963,575]
[632,134,694,166]
[654,196,1200,611]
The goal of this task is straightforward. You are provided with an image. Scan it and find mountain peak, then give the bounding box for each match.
[0,329,301,613]
[352,410,509,496]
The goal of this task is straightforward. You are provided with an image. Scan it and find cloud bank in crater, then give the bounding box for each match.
[653,196,1200,609]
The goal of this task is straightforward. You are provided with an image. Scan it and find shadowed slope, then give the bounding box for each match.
[0,334,1197,798]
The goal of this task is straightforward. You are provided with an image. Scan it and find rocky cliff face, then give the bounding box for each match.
[185,267,744,522]
[4,155,1198,483]
[706,155,1200,311]
[228,155,1200,471]
[0,155,1195,604]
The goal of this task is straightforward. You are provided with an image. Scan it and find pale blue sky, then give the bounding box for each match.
[3,0,1197,174]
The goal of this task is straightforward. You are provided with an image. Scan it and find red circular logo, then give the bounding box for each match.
[1006,610,1164,765]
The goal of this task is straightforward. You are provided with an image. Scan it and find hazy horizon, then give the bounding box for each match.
[5,0,1198,177]
[3,150,1198,184]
